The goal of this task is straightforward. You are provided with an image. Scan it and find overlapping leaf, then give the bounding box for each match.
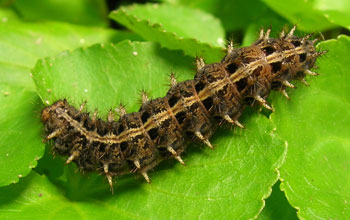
[158,0,288,33]
[12,0,109,27]
[261,0,335,31]
[271,36,350,219]
[313,0,350,29]
[110,3,225,63]
[257,182,298,220]
[0,10,138,186]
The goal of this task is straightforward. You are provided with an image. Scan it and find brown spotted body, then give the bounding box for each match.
[41,27,326,193]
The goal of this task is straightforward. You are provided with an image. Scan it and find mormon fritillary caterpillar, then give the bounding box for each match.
[41,27,326,193]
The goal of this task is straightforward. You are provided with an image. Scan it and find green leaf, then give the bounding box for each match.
[257,181,298,220]
[33,41,195,113]
[0,12,139,90]
[109,3,225,63]
[157,0,288,32]
[0,172,119,220]
[271,35,350,219]
[0,7,20,22]
[261,0,336,31]
[30,41,287,219]
[11,0,109,27]
[0,86,44,187]
[0,10,139,187]
[313,0,350,30]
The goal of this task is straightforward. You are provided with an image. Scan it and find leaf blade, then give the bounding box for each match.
[0,85,44,186]
[110,3,225,63]
[272,35,350,219]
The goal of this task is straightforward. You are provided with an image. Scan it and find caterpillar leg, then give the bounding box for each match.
[104,163,114,194]
[281,80,295,88]
[279,89,290,100]
[167,146,185,165]
[141,171,150,183]
[46,128,63,140]
[65,151,79,164]
[223,115,244,129]
[195,131,213,149]
[254,95,274,111]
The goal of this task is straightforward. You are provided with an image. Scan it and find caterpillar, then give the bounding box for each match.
[41,27,326,193]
